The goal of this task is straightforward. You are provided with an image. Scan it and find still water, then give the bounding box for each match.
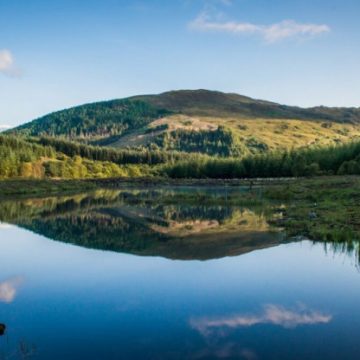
[0,188,359,359]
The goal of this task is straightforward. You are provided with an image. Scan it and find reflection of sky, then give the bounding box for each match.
[0,226,360,359]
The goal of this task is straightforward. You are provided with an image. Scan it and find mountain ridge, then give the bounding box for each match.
[7,89,360,156]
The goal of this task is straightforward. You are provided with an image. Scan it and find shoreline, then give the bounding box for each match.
[0,175,358,197]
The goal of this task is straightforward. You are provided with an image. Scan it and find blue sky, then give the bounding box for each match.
[0,0,359,127]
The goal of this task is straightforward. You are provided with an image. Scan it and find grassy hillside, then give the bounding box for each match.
[8,90,360,157]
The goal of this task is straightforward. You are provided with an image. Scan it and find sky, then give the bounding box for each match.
[0,0,359,128]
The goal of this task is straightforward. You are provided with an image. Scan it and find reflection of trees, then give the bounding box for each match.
[0,189,285,260]
[0,324,5,336]
[320,240,360,270]
[0,339,36,360]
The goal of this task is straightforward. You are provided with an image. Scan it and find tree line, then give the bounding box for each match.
[36,137,195,165]
[3,133,360,180]
[162,141,360,178]
[155,126,243,156]
[0,135,147,179]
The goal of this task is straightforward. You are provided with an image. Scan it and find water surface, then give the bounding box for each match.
[0,187,359,359]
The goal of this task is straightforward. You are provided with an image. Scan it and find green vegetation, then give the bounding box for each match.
[265,176,360,245]
[8,90,360,158]
[4,89,360,182]
[35,136,191,165]
[0,135,149,180]
[154,126,244,156]
[0,135,55,178]
[161,141,360,178]
[10,99,170,140]
[3,133,360,181]
[0,179,95,197]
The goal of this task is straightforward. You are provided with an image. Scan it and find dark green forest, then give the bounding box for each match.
[11,99,170,140]
[162,141,360,178]
[36,137,191,165]
[154,126,243,156]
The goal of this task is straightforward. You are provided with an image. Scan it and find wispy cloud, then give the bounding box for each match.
[189,12,331,43]
[0,277,23,303]
[190,304,332,337]
[0,49,22,77]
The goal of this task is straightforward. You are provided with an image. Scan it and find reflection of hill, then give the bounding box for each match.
[0,189,286,260]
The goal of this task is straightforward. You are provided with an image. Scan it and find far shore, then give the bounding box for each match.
[0,176,307,197]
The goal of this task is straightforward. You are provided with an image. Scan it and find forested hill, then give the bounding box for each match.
[10,99,170,139]
[8,90,360,156]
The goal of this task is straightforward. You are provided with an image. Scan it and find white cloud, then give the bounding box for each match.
[0,49,21,77]
[189,13,331,43]
[0,277,23,303]
[190,304,332,337]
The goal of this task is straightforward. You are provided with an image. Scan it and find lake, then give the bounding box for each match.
[0,187,359,359]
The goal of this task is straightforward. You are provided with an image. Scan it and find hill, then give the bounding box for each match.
[8,90,360,156]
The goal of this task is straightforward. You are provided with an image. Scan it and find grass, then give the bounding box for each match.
[107,114,360,155]
[264,176,360,242]
[0,179,96,197]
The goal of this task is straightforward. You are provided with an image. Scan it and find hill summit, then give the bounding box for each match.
[9,90,360,156]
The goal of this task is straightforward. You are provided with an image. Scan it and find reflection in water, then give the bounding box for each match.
[0,340,37,360]
[0,324,5,336]
[0,219,359,358]
[0,188,359,263]
[191,304,332,337]
[192,343,258,360]
[0,277,23,303]
[0,188,286,260]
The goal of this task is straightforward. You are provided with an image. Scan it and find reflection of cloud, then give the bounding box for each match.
[191,304,332,337]
[0,277,23,303]
[192,342,257,359]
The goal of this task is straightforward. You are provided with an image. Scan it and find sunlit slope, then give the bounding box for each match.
[107,114,360,155]
[9,89,360,156]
